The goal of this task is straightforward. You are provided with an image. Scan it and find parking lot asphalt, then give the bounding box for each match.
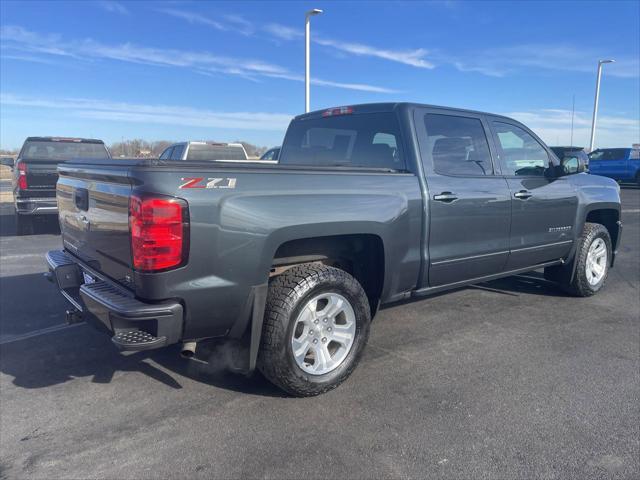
[1,188,638,479]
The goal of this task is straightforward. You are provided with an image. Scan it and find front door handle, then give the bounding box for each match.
[433,192,458,203]
[514,190,532,200]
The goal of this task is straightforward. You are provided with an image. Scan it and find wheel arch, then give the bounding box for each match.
[270,233,386,318]
[583,206,621,263]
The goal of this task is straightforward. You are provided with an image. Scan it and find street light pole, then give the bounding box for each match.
[305,9,323,113]
[589,59,615,152]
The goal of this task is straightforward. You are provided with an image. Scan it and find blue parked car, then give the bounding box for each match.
[589,147,640,185]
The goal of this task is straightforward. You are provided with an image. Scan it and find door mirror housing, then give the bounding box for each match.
[560,154,588,175]
[0,157,15,169]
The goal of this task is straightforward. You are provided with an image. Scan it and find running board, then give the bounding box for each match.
[412,259,563,298]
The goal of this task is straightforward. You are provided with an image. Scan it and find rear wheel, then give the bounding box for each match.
[635,171,640,187]
[258,263,371,396]
[15,213,35,236]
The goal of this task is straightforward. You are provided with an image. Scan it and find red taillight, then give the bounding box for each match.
[129,195,189,272]
[17,161,27,190]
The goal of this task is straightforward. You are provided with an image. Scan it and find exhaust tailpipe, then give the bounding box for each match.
[181,341,197,359]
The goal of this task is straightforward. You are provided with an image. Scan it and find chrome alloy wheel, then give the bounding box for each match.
[586,237,607,286]
[291,293,357,375]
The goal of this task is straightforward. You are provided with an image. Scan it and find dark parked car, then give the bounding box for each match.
[260,146,280,161]
[46,103,621,396]
[12,137,110,235]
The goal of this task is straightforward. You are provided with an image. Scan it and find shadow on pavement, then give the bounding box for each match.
[0,321,285,397]
[0,209,60,237]
[479,271,567,297]
[0,270,564,397]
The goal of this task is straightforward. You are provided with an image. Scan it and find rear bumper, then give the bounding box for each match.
[15,196,58,215]
[46,250,183,350]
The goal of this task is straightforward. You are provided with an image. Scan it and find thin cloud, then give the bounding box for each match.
[315,38,434,69]
[264,23,434,69]
[264,23,303,41]
[0,93,293,131]
[506,109,640,147]
[0,25,395,93]
[452,44,639,79]
[96,1,129,15]
[158,8,253,36]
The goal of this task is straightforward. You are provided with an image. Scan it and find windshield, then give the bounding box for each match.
[186,144,247,161]
[589,148,628,161]
[21,141,109,161]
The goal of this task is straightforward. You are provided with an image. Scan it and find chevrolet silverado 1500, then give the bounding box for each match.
[46,103,622,396]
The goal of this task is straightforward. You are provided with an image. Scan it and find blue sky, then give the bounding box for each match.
[1,0,638,150]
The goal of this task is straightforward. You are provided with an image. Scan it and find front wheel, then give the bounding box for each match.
[551,222,612,297]
[258,263,371,397]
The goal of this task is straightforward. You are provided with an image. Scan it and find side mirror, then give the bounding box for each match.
[0,157,15,169]
[559,155,588,175]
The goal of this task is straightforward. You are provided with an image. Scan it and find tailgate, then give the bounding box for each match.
[23,159,59,195]
[57,164,134,288]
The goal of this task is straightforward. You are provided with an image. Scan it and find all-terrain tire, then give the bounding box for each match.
[552,222,612,297]
[257,263,371,397]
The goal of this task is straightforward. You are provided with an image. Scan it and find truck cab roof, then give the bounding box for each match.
[296,102,520,124]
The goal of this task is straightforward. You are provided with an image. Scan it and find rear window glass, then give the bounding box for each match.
[279,113,405,170]
[21,141,109,161]
[589,149,628,161]
[186,144,247,161]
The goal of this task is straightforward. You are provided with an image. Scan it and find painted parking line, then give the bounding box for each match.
[622,209,640,213]
[0,322,84,346]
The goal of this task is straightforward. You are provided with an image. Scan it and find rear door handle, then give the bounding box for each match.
[433,192,458,203]
[514,190,532,200]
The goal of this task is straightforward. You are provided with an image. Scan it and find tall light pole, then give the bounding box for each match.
[305,8,323,113]
[589,59,615,152]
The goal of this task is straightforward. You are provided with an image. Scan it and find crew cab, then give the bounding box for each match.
[12,137,110,235]
[588,147,640,185]
[46,103,622,396]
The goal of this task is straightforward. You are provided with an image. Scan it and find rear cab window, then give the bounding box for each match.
[20,140,109,161]
[279,112,406,170]
[186,144,248,161]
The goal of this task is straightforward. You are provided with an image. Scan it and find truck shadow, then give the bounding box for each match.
[0,334,286,397]
[0,208,60,237]
[0,271,560,396]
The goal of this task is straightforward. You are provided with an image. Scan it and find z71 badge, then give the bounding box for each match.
[179,177,237,189]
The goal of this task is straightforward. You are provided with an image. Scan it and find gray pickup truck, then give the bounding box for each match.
[46,103,622,396]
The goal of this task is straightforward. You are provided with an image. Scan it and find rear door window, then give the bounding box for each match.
[423,114,494,176]
[21,141,109,161]
[279,112,405,170]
